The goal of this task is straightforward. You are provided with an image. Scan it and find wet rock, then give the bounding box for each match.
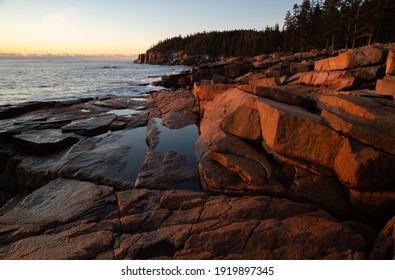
[93,97,146,109]
[54,134,134,189]
[0,101,57,120]
[0,178,115,226]
[61,115,117,136]
[13,129,79,153]
[370,216,395,259]
[110,121,127,131]
[125,112,149,128]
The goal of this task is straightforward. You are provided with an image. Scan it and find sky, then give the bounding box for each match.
[0,0,301,56]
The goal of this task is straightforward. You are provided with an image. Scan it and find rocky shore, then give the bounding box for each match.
[134,50,213,66]
[0,44,395,259]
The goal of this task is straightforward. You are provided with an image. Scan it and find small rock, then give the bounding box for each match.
[61,115,116,136]
[13,129,79,153]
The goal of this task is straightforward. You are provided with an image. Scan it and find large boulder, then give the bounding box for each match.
[299,71,356,90]
[199,88,258,146]
[314,44,386,71]
[322,109,395,155]
[249,97,342,169]
[220,106,261,142]
[299,66,384,90]
[376,75,395,98]
[237,85,317,109]
[318,94,395,135]
[148,90,199,129]
[192,82,236,101]
[333,137,395,189]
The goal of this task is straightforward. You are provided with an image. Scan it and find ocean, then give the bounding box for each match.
[0,58,190,106]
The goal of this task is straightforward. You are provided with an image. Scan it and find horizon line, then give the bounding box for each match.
[0,52,138,58]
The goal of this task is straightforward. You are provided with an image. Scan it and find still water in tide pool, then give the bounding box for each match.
[0,57,190,106]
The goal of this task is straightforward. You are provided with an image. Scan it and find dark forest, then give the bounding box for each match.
[148,0,395,57]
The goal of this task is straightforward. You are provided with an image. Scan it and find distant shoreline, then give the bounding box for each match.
[0,54,137,61]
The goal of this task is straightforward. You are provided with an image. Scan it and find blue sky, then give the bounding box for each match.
[0,0,301,55]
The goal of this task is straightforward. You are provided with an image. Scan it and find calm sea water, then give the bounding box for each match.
[0,58,190,106]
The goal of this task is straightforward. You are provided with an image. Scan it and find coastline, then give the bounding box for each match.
[0,44,395,259]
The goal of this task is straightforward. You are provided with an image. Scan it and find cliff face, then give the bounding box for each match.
[134,50,215,66]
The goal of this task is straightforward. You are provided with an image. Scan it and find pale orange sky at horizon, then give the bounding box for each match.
[0,0,299,56]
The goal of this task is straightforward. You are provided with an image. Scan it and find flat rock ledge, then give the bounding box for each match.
[1,45,395,260]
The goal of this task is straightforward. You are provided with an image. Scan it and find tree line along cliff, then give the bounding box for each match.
[135,0,395,65]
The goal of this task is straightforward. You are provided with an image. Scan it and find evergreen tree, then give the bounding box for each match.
[147,0,394,57]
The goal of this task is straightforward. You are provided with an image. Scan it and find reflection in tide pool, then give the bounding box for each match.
[154,118,199,169]
[115,127,148,183]
[111,118,199,187]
